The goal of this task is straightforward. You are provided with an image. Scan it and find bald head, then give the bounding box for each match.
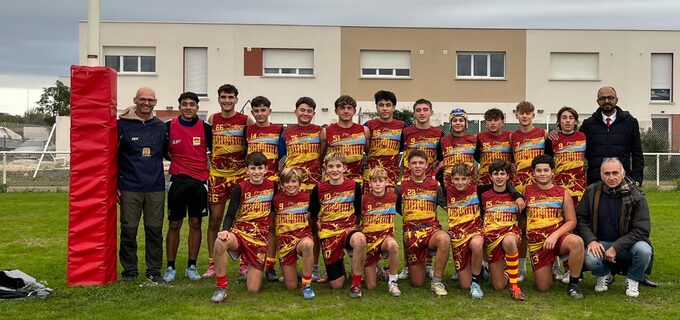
[133,87,157,120]
[136,87,156,99]
[597,86,617,98]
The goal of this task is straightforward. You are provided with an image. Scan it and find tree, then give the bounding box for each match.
[393,108,415,126]
[36,80,70,126]
[641,127,668,152]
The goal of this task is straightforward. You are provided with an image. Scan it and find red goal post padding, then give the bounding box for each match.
[67,65,118,286]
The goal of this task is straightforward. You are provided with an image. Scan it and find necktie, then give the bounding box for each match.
[606,118,612,128]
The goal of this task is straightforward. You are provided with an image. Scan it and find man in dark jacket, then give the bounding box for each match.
[580,86,644,186]
[117,87,168,283]
[576,158,652,298]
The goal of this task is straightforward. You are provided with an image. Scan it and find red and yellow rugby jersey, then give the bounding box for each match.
[523,184,565,250]
[283,124,322,192]
[479,186,518,236]
[402,126,443,179]
[476,131,512,185]
[246,124,283,181]
[441,133,477,187]
[326,123,367,184]
[315,179,360,239]
[365,119,404,183]
[361,192,397,245]
[445,183,482,248]
[553,132,586,198]
[231,179,276,247]
[511,127,546,193]
[210,112,248,178]
[400,177,441,231]
[274,191,311,237]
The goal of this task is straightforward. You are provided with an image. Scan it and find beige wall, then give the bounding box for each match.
[79,22,341,124]
[526,29,680,128]
[341,27,526,117]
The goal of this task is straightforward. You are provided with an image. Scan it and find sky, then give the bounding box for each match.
[1,0,679,115]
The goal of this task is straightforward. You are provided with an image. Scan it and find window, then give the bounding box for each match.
[103,47,156,74]
[262,49,314,76]
[651,53,673,101]
[550,52,599,80]
[184,47,208,97]
[360,50,411,78]
[456,52,505,79]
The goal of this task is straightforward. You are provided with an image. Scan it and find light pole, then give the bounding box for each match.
[87,0,100,66]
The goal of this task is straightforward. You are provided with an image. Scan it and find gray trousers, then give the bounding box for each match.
[119,191,165,277]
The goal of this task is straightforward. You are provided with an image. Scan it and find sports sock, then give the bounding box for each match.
[432,276,442,284]
[506,252,519,285]
[265,257,276,272]
[167,260,175,269]
[208,257,214,265]
[388,274,398,284]
[569,276,580,285]
[188,259,197,268]
[425,256,433,267]
[351,275,362,287]
[471,273,480,284]
[301,274,312,288]
[216,275,228,289]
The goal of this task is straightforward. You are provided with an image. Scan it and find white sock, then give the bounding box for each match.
[389,274,398,284]
[519,258,527,272]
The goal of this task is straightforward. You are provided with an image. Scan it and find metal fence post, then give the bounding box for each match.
[656,154,660,187]
[2,153,6,185]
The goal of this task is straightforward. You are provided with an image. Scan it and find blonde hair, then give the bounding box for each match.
[279,167,305,185]
[450,163,471,177]
[323,152,346,165]
[368,167,388,181]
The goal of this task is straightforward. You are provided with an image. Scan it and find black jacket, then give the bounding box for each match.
[580,106,644,186]
[575,182,651,254]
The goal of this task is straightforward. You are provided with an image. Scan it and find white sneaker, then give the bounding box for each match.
[398,267,409,280]
[388,282,401,297]
[426,266,435,280]
[595,275,610,292]
[561,271,570,284]
[626,278,640,298]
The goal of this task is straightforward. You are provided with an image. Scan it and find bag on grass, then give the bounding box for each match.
[0,269,53,300]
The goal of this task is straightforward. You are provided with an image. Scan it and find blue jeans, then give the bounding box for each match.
[584,241,652,282]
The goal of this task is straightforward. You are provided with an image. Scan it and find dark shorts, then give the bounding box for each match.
[167,175,208,221]
[322,229,360,281]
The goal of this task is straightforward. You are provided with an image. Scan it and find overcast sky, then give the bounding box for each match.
[1,0,679,115]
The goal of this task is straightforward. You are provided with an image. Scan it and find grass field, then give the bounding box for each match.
[1,191,679,319]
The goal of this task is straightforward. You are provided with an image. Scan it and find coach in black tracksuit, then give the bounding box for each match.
[580,86,644,187]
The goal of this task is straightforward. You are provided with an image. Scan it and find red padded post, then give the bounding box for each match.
[67,65,118,286]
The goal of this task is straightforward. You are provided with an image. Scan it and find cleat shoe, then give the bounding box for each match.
[450,270,459,281]
[553,260,564,281]
[122,273,138,282]
[561,271,570,284]
[431,282,448,296]
[211,288,227,303]
[202,261,216,278]
[377,266,389,282]
[595,275,609,292]
[186,265,201,281]
[388,282,401,297]
[349,284,362,298]
[509,284,526,301]
[426,266,435,280]
[398,267,409,280]
[163,267,176,283]
[470,282,484,299]
[147,274,165,284]
[626,278,640,298]
[266,268,279,282]
[302,285,316,300]
[567,283,585,299]
[480,264,490,282]
[311,266,321,282]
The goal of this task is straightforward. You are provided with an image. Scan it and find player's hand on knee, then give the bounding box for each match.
[543,234,558,250]
[217,231,230,241]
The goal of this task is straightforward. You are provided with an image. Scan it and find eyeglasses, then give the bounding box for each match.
[597,96,617,102]
[138,98,157,104]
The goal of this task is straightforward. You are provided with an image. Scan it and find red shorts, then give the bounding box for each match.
[403,226,438,266]
[448,231,482,272]
[229,232,267,271]
[321,229,358,266]
[529,233,569,271]
[364,234,392,267]
[209,175,242,205]
[485,226,521,264]
[277,230,312,266]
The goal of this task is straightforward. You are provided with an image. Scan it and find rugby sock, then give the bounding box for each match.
[388,274,398,284]
[432,276,442,284]
[216,275,228,289]
[265,257,276,272]
[301,274,312,288]
[188,259,197,268]
[471,273,480,284]
[167,260,176,269]
[506,252,519,285]
[351,275,362,287]
[208,257,215,267]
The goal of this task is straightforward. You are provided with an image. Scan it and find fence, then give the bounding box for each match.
[2,151,680,190]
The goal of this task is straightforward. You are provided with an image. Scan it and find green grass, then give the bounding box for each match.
[1,191,679,319]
